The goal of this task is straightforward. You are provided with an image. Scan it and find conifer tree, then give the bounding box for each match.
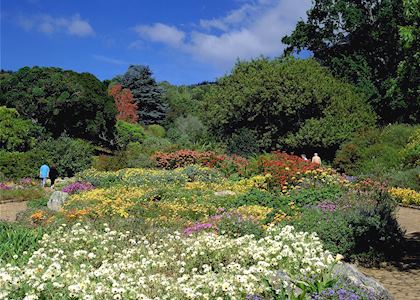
[108,83,139,123]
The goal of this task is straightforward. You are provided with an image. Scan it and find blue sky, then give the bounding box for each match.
[1,0,311,85]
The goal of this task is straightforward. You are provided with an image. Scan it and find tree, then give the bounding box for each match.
[119,65,168,125]
[203,57,376,157]
[108,83,139,123]
[115,120,146,148]
[0,67,117,145]
[282,0,418,123]
[0,106,43,151]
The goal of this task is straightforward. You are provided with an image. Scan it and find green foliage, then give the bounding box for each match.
[0,188,45,202]
[115,120,146,148]
[35,137,94,177]
[167,115,208,147]
[217,214,264,239]
[0,67,117,145]
[286,192,404,264]
[227,128,259,156]
[0,106,43,151]
[0,150,43,179]
[382,167,420,190]
[161,82,211,123]
[282,0,418,123]
[401,128,420,167]
[334,124,419,175]
[0,222,44,265]
[204,58,376,155]
[27,197,49,209]
[92,153,127,172]
[146,124,166,138]
[119,65,168,125]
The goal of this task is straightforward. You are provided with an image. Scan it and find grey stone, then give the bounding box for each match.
[214,190,236,196]
[333,263,394,300]
[47,191,69,211]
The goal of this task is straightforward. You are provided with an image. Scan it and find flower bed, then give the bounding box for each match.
[389,187,420,206]
[0,223,337,300]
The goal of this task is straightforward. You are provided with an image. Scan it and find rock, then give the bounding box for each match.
[333,263,394,300]
[47,191,69,211]
[214,190,236,196]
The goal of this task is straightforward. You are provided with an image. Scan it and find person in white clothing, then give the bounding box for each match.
[312,153,321,165]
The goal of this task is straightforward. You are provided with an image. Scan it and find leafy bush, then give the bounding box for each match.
[35,137,94,177]
[0,106,44,151]
[115,120,145,148]
[92,153,127,171]
[334,124,419,175]
[0,150,41,178]
[401,128,420,167]
[146,124,166,138]
[167,115,208,146]
[27,197,48,209]
[285,192,404,264]
[382,167,420,190]
[204,57,376,154]
[227,128,259,156]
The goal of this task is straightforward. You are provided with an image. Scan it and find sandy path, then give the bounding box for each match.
[0,201,28,221]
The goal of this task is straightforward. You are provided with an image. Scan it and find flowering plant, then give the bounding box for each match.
[62,182,94,194]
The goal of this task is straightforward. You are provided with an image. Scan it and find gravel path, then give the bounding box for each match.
[360,206,420,300]
[0,201,28,221]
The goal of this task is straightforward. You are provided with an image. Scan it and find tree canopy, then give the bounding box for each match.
[0,67,117,145]
[119,65,168,125]
[203,57,376,156]
[282,0,419,123]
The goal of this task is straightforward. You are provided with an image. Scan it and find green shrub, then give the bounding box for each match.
[146,124,166,138]
[204,57,376,154]
[0,151,38,179]
[167,115,208,147]
[27,197,49,209]
[227,128,259,157]
[401,128,420,167]
[334,124,419,175]
[0,222,44,265]
[124,142,155,168]
[0,106,44,151]
[35,137,94,177]
[142,136,179,155]
[92,153,127,171]
[217,213,264,239]
[382,167,420,190]
[115,120,146,148]
[285,192,404,264]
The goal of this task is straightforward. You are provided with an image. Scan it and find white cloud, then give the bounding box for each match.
[92,54,128,66]
[17,14,94,37]
[132,0,310,67]
[134,23,185,47]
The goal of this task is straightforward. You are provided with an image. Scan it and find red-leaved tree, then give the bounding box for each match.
[108,83,139,123]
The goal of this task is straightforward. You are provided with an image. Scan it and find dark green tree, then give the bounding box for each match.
[282,0,418,123]
[0,67,117,145]
[0,106,44,151]
[119,65,168,125]
[203,57,376,156]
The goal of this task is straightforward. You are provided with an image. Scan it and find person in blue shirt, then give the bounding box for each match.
[39,164,50,187]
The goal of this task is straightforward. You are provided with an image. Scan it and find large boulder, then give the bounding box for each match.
[333,263,394,300]
[47,191,69,211]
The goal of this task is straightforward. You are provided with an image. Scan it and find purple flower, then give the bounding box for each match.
[0,183,12,190]
[62,182,94,194]
[20,178,33,185]
[183,223,214,235]
[317,202,337,212]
